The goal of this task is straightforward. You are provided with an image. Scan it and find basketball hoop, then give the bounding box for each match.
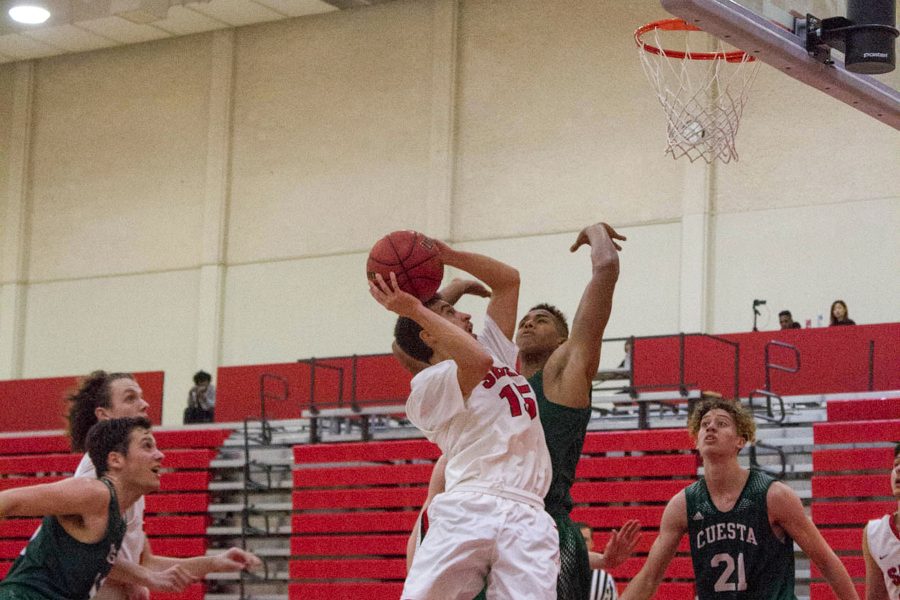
[635,18,761,163]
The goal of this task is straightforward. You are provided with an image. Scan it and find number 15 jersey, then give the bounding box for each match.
[405,315,552,506]
[686,469,796,600]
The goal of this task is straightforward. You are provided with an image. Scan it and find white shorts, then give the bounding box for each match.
[402,490,559,600]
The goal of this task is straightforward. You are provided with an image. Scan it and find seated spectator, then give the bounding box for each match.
[618,339,632,370]
[829,300,856,326]
[778,310,801,330]
[184,370,216,424]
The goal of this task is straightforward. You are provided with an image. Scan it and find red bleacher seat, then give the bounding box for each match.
[809,582,866,600]
[290,430,700,599]
[812,419,900,444]
[826,397,900,422]
[809,416,897,600]
[289,582,403,600]
[291,439,438,599]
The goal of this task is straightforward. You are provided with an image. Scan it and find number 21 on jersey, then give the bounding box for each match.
[499,384,537,419]
[712,552,747,592]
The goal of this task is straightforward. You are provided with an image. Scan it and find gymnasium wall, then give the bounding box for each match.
[0,0,896,424]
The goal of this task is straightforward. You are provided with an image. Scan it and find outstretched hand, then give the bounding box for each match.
[143,565,197,593]
[570,222,626,253]
[368,272,423,318]
[213,547,263,572]
[602,519,641,569]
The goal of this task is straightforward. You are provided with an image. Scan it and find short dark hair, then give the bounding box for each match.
[528,303,569,338]
[778,310,792,319]
[393,297,443,364]
[86,416,152,477]
[193,370,212,386]
[68,371,135,452]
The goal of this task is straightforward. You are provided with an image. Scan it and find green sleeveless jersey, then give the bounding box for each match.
[685,469,796,600]
[530,370,593,600]
[0,478,127,600]
[529,370,592,518]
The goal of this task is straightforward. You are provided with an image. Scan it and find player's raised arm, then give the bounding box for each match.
[436,242,520,340]
[768,482,860,600]
[544,222,625,407]
[620,491,687,600]
[371,273,491,397]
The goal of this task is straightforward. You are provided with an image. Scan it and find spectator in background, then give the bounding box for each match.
[618,339,632,370]
[184,370,216,424]
[778,310,801,330]
[829,300,856,326]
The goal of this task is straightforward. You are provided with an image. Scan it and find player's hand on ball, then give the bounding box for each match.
[603,519,641,569]
[369,272,422,317]
[570,222,626,253]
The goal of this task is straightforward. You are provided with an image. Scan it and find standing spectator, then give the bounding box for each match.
[778,310,801,330]
[829,300,856,326]
[184,370,216,424]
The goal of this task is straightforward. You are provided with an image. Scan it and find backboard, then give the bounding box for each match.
[660,0,900,129]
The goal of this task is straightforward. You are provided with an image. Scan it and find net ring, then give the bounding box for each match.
[635,18,755,63]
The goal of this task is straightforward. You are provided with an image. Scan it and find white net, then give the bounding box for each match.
[636,21,761,163]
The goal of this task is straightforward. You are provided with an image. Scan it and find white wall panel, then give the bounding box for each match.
[453,0,683,240]
[28,36,212,281]
[227,3,436,262]
[711,198,900,333]
[22,269,200,423]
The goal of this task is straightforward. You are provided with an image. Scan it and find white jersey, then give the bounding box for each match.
[75,454,147,600]
[406,315,551,506]
[867,514,900,600]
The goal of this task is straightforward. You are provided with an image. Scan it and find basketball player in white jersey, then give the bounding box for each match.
[862,443,900,600]
[369,242,557,600]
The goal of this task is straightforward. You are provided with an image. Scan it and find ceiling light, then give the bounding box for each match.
[8,3,51,24]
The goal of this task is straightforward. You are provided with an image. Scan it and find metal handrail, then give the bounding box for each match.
[298,358,345,416]
[763,340,800,391]
[258,373,288,445]
[747,389,786,423]
[749,440,787,479]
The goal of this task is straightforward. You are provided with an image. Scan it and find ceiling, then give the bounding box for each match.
[0,0,397,63]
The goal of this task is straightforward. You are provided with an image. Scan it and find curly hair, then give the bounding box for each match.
[86,416,152,477]
[68,371,134,452]
[528,303,569,338]
[688,397,756,445]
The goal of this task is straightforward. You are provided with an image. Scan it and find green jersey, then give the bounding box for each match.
[530,370,592,518]
[530,370,593,600]
[685,469,796,600]
[0,478,127,600]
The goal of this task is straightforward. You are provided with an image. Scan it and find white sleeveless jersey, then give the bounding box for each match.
[405,315,552,505]
[867,514,900,600]
[75,454,147,600]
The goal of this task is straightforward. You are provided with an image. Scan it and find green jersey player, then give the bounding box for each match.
[620,398,859,600]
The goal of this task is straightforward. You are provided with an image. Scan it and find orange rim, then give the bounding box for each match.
[635,18,754,63]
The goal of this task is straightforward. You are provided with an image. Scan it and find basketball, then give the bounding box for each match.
[367,230,444,302]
